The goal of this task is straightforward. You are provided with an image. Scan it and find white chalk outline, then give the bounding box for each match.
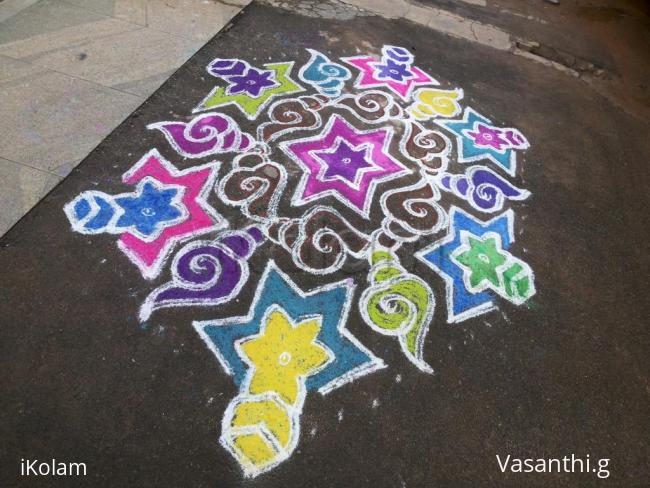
[220,305,334,477]
[341,46,439,101]
[216,153,288,223]
[312,138,380,190]
[359,249,435,374]
[139,228,262,322]
[407,87,464,120]
[433,164,531,213]
[280,205,372,276]
[333,89,404,125]
[379,180,448,244]
[64,177,188,243]
[399,120,452,179]
[220,390,300,478]
[450,230,536,305]
[256,95,325,144]
[194,61,306,121]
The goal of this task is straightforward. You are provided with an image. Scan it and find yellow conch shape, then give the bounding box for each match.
[220,309,331,477]
[408,88,464,120]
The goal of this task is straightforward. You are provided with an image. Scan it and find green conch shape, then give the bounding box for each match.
[360,250,435,373]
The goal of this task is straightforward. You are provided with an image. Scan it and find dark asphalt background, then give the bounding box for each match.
[1,2,649,487]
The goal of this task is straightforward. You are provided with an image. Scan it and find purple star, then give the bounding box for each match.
[466,123,510,151]
[226,68,277,97]
[313,139,374,186]
[373,58,414,82]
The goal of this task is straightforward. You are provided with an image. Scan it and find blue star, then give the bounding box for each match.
[415,206,514,323]
[436,108,528,176]
[114,180,185,239]
[194,261,385,394]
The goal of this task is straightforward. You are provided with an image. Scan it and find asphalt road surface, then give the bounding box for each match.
[1,2,649,487]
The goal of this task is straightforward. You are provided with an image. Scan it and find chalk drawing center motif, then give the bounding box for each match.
[282,114,410,219]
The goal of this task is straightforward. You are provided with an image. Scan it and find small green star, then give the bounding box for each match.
[196,62,303,119]
[454,234,507,289]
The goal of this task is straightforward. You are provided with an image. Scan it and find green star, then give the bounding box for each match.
[195,62,304,120]
[453,234,507,289]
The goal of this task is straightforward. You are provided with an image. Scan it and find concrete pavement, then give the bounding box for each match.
[1,0,649,486]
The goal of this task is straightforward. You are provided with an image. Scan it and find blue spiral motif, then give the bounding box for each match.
[299,49,351,97]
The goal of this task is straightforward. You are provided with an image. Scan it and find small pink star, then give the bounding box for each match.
[342,55,437,100]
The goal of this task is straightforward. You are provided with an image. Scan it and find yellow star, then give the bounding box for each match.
[240,309,331,405]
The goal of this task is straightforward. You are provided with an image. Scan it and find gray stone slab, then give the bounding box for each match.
[0,69,140,171]
[63,0,147,25]
[111,68,176,98]
[0,16,140,60]
[0,0,41,23]
[0,157,60,235]
[0,0,108,44]
[2,26,200,90]
[0,53,45,83]
[145,0,242,41]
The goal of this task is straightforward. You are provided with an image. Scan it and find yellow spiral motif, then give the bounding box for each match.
[408,88,463,120]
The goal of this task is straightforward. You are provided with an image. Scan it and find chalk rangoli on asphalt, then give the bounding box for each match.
[64,45,536,477]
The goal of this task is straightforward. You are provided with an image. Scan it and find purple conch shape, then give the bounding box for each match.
[148,113,253,158]
[139,226,265,321]
[437,166,530,212]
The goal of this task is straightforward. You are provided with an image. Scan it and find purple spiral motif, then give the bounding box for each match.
[147,113,253,158]
[139,227,265,321]
[436,166,530,213]
[470,168,524,210]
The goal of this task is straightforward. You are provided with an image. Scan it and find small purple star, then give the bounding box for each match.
[373,58,414,82]
[226,68,277,97]
[466,123,510,151]
[313,139,374,185]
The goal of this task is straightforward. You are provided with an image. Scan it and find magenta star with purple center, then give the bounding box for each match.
[282,115,410,218]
